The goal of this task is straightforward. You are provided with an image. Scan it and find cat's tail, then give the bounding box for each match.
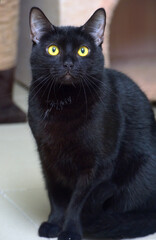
[83,211,156,239]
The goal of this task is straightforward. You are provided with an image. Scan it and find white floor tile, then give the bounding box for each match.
[0,194,40,240]
[0,124,44,190]
[6,188,50,226]
[124,233,156,240]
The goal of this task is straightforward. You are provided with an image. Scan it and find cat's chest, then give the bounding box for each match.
[40,121,95,180]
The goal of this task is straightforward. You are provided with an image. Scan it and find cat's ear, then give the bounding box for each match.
[29,7,55,44]
[82,8,106,46]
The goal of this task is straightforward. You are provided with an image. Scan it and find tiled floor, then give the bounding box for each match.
[0,83,156,240]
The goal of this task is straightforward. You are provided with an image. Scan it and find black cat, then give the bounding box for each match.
[28,7,156,240]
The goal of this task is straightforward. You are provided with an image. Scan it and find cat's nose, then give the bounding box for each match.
[63,60,74,70]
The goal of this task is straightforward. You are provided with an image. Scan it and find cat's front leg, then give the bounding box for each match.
[58,174,107,240]
[39,202,63,238]
[39,182,71,238]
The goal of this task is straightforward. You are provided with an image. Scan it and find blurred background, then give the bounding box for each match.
[0,0,156,240]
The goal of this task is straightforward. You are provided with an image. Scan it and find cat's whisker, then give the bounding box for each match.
[29,77,49,97]
[46,77,55,104]
[83,78,101,102]
[33,74,51,88]
[53,79,57,99]
[83,76,106,106]
[29,75,51,102]
[80,77,88,119]
[42,78,53,100]
[31,74,50,87]
[85,73,118,98]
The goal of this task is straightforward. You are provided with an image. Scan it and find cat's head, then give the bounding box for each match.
[29,7,106,86]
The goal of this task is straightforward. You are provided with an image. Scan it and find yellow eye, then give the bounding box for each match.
[48,45,59,56]
[78,46,89,57]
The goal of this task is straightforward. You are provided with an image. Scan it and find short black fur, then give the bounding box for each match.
[28,7,156,240]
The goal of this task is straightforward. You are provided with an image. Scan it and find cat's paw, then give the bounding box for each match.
[58,231,81,240]
[38,222,61,238]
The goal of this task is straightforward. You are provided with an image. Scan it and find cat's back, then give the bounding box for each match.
[105,68,156,152]
[105,68,156,125]
[105,68,149,103]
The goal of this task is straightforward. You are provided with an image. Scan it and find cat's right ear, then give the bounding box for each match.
[29,7,55,44]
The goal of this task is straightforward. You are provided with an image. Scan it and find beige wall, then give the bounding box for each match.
[59,0,102,26]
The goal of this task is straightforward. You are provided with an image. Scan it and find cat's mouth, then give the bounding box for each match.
[65,73,72,80]
[61,72,76,85]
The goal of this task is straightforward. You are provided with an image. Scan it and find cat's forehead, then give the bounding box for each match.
[44,26,93,48]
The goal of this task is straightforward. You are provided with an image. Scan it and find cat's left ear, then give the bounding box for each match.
[82,8,106,46]
[29,7,55,44]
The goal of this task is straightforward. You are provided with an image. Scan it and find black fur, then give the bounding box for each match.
[28,7,156,240]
